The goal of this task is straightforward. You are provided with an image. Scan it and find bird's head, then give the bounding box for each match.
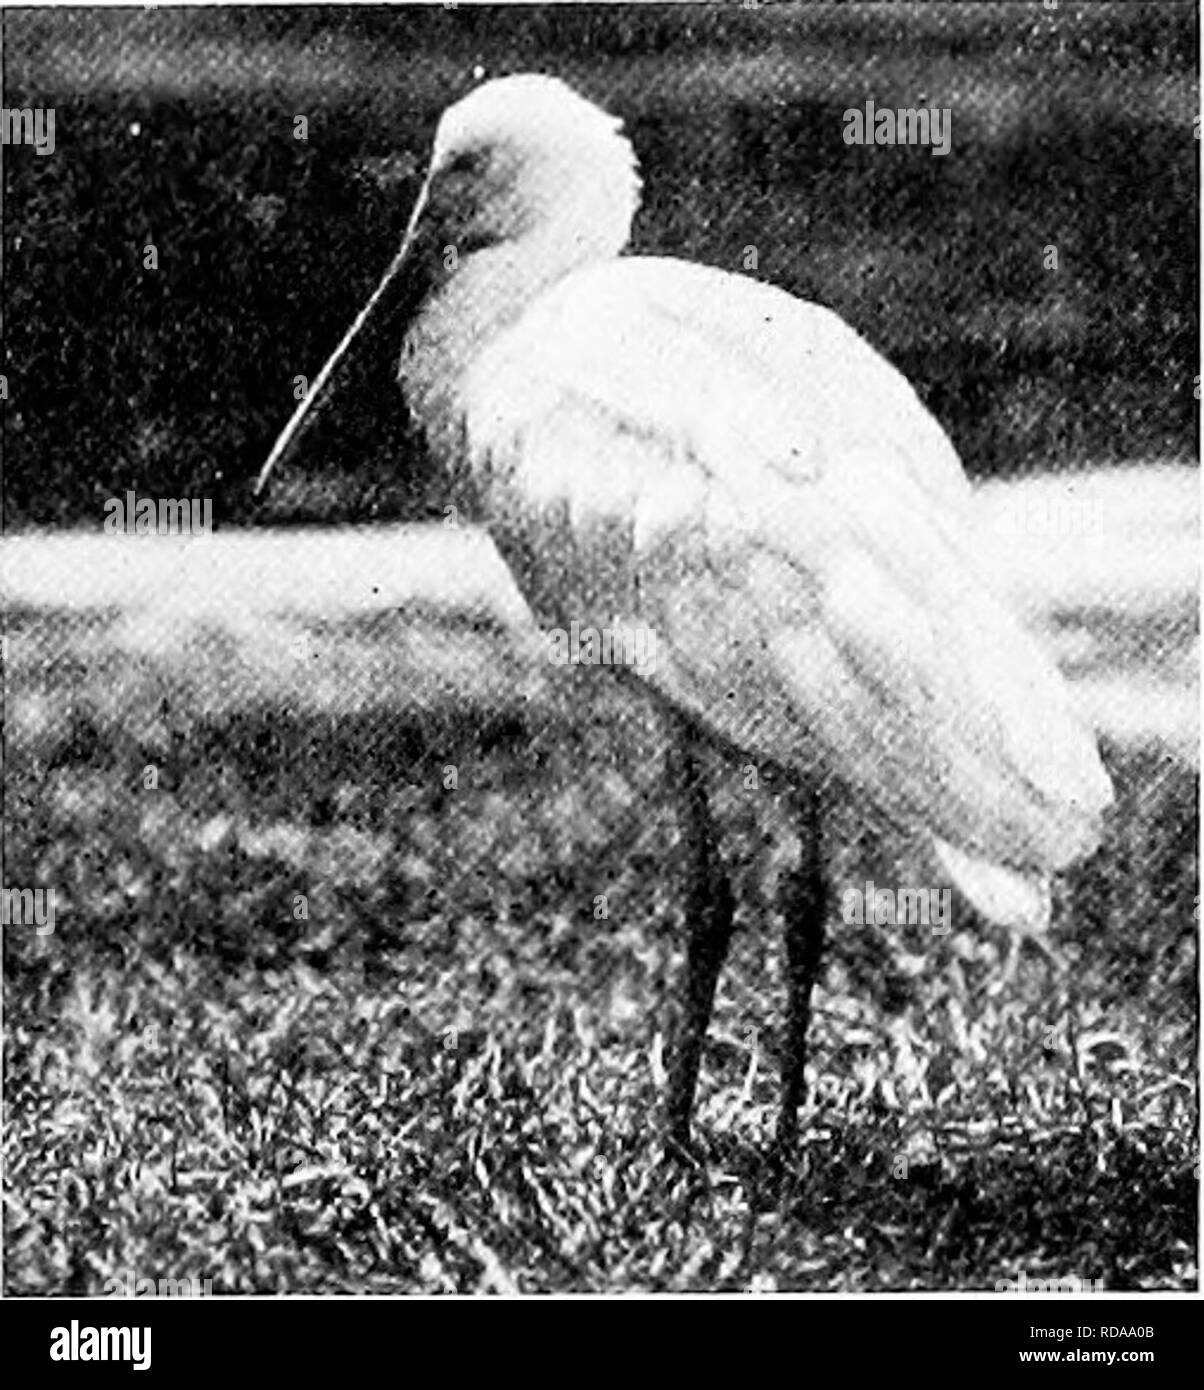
[253,74,639,497]
[421,74,641,261]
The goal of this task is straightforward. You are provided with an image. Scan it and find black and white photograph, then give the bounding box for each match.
[1,0,1198,1320]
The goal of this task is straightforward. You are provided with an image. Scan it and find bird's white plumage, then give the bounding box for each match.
[430,74,640,270]
[395,77,1112,927]
[456,257,1111,897]
[264,74,1113,930]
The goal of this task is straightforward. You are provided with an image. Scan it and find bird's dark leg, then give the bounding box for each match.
[777,783,826,1150]
[666,725,736,1152]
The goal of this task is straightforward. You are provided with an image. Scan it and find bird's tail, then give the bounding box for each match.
[932,837,1053,932]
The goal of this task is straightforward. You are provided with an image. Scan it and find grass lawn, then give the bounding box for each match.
[3,603,1196,1292]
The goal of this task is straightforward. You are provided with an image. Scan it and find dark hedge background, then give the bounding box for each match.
[3,1,1198,527]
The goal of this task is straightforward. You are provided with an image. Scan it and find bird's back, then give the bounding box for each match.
[444,254,1113,921]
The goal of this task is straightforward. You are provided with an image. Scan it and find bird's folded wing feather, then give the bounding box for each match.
[462,257,1113,886]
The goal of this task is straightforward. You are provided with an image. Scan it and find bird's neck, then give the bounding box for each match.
[400,230,610,458]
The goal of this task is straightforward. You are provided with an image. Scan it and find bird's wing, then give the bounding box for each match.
[460,256,1112,905]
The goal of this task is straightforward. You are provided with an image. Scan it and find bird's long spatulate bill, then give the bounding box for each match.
[252,174,432,496]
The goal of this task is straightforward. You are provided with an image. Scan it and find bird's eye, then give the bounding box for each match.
[444,150,481,177]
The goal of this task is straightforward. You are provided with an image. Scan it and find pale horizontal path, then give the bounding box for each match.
[3,465,1197,763]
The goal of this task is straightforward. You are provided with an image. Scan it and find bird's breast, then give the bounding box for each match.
[399,242,592,468]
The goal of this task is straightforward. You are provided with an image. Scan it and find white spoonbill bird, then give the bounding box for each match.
[255,74,1113,1149]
